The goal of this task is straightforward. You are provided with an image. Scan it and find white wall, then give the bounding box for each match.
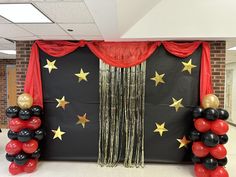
[226,62,236,123]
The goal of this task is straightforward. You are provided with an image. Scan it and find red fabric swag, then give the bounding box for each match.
[24,40,213,107]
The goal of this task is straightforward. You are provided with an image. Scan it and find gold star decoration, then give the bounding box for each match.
[177,136,191,149]
[75,69,89,82]
[43,59,58,73]
[76,113,90,128]
[150,71,165,86]
[169,97,184,112]
[52,126,66,140]
[153,122,168,136]
[56,96,69,110]
[182,59,196,74]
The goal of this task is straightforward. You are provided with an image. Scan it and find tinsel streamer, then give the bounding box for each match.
[98,60,145,167]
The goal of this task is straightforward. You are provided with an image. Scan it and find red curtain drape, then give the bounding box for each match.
[24,40,213,107]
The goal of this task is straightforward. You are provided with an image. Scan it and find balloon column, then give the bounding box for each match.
[190,94,229,177]
[5,93,44,175]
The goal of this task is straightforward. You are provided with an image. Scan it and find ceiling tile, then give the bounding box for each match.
[38,35,73,40]
[19,24,68,36]
[72,35,103,41]
[0,0,29,2]
[59,23,101,36]
[34,2,94,23]
[0,53,16,59]
[0,16,11,24]
[8,36,38,41]
[0,24,34,38]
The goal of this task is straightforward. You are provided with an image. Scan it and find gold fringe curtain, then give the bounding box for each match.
[98,60,146,167]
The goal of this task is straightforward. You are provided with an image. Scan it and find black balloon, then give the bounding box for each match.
[14,152,29,166]
[31,105,43,117]
[34,129,44,141]
[203,157,218,170]
[217,108,229,120]
[191,154,201,164]
[18,109,32,120]
[18,129,32,142]
[201,132,219,147]
[5,106,20,118]
[7,130,18,140]
[203,108,219,121]
[31,149,41,159]
[189,130,201,141]
[6,153,15,162]
[219,134,228,144]
[193,107,203,118]
[218,157,228,166]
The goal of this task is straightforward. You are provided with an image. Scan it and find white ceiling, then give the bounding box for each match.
[1,0,236,59]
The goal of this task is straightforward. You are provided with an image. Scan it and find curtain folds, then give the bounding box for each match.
[98,61,145,167]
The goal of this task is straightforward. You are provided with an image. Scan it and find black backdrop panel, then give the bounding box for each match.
[39,46,99,161]
[39,45,202,163]
[145,45,202,163]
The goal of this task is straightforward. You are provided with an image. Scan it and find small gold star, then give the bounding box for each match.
[182,59,196,74]
[153,122,168,136]
[76,113,90,128]
[43,59,58,73]
[56,96,69,110]
[75,69,89,82]
[150,71,165,86]
[169,97,184,112]
[52,126,65,140]
[177,136,191,149]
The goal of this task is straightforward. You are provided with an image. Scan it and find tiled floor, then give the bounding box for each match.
[0,126,235,177]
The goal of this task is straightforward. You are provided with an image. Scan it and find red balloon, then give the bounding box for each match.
[22,139,38,154]
[23,159,37,173]
[210,166,229,177]
[210,144,227,159]
[194,164,210,177]
[9,162,23,175]
[8,118,27,132]
[5,140,22,155]
[211,120,229,135]
[27,117,41,130]
[192,142,209,157]
[194,118,211,133]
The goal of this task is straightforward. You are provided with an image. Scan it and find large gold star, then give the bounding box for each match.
[52,126,65,140]
[177,136,191,149]
[153,122,168,136]
[76,113,90,128]
[43,59,58,73]
[150,71,165,86]
[75,69,89,82]
[182,59,196,74]
[169,97,184,112]
[56,96,69,110]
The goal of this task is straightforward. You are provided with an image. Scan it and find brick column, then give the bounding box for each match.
[209,41,226,107]
[16,41,34,96]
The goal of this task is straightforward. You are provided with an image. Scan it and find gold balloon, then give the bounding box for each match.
[201,94,220,109]
[17,93,33,109]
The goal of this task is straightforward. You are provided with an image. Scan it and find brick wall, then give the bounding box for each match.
[0,59,16,125]
[209,41,226,107]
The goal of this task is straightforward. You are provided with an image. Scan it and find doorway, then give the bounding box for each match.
[6,65,16,107]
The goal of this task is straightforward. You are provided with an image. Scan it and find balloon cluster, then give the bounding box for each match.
[189,94,229,177]
[5,93,44,175]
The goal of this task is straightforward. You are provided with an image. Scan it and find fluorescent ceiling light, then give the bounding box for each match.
[0,4,52,23]
[0,50,16,55]
[228,46,236,51]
